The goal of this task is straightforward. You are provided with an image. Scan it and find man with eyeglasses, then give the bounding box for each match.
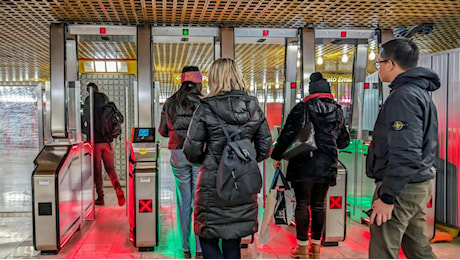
[366,38,439,258]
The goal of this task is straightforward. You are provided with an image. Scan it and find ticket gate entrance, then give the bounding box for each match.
[128,127,159,251]
[32,143,93,253]
[323,162,347,246]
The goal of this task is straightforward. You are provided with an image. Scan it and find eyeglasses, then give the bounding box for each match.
[375,60,390,69]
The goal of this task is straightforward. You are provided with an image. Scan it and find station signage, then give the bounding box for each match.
[323,74,352,84]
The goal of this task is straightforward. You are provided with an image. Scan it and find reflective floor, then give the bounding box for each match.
[1,148,460,259]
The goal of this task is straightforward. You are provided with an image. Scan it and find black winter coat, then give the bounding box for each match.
[158,92,200,149]
[366,67,440,204]
[82,92,110,143]
[271,94,350,186]
[183,90,272,239]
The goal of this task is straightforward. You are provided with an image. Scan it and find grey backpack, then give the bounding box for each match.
[209,111,262,201]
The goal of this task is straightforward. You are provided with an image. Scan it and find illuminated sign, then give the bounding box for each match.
[427,195,433,208]
[139,199,152,213]
[329,196,342,209]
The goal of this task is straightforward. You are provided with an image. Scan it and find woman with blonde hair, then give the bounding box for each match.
[183,58,272,259]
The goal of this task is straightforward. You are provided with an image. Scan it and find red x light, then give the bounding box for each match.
[329,196,342,209]
[139,199,152,213]
[100,27,106,34]
[427,195,433,208]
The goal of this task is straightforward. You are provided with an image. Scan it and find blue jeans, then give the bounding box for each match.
[170,149,201,253]
[199,237,241,259]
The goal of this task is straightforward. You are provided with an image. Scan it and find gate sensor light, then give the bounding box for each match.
[100,27,106,34]
[183,29,189,36]
[329,196,342,209]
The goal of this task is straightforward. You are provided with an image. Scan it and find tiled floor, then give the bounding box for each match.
[1,148,460,259]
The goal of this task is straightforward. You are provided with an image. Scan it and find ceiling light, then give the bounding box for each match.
[341,54,348,63]
[317,56,323,65]
[369,51,376,60]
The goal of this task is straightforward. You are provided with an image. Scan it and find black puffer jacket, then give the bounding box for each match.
[159,93,200,149]
[183,90,272,239]
[271,94,350,186]
[366,67,440,204]
[82,92,110,143]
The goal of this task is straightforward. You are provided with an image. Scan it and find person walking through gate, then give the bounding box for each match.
[159,66,203,258]
[183,58,272,259]
[82,82,125,207]
[271,72,350,259]
[366,38,439,258]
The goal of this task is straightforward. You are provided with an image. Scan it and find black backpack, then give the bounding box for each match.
[100,101,124,141]
[209,110,262,201]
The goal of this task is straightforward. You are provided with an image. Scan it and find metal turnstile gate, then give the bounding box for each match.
[128,128,159,251]
[32,144,93,253]
[323,162,347,246]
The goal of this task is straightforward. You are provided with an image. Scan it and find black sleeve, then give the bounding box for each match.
[270,102,305,161]
[337,107,350,149]
[252,107,273,162]
[183,104,207,164]
[158,105,169,137]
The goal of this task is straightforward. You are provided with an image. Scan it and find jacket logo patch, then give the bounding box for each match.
[392,121,407,131]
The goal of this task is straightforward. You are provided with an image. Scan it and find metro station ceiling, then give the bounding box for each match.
[0,0,459,82]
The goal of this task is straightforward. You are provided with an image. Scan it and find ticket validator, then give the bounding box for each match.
[128,127,159,251]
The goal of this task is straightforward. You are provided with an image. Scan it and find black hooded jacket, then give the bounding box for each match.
[183,90,272,239]
[366,67,440,204]
[271,94,350,185]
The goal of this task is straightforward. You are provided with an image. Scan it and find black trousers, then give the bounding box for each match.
[199,237,241,259]
[292,181,329,241]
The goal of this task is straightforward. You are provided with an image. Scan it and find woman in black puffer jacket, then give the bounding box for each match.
[271,72,350,259]
[158,66,203,258]
[183,58,272,259]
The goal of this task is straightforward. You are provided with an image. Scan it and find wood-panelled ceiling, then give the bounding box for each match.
[0,0,459,82]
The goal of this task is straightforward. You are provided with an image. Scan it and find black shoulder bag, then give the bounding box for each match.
[282,101,317,160]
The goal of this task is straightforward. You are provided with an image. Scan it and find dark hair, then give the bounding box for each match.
[182,66,200,74]
[166,66,202,124]
[86,82,99,93]
[380,38,419,70]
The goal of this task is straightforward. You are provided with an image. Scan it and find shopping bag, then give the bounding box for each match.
[274,189,288,225]
[273,187,296,225]
[258,168,291,244]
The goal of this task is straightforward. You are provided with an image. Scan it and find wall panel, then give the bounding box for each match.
[447,51,460,226]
